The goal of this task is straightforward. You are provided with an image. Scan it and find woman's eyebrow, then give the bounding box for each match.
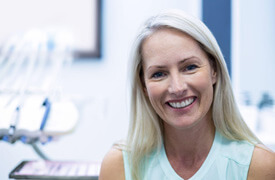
[145,65,166,73]
[178,56,201,65]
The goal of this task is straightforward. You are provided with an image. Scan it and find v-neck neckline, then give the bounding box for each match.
[159,130,222,180]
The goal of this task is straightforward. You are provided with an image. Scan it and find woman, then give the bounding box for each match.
[99,9,275,180]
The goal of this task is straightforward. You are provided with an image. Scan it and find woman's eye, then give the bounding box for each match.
[152,72,164,79]
[185,64,198,71]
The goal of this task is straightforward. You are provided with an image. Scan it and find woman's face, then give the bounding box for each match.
[141,28,216,130]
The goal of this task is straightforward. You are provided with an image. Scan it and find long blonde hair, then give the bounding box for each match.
[126,9,260,180]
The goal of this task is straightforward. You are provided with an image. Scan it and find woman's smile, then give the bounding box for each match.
[167,96,196,109]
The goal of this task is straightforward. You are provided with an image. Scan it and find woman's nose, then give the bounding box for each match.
[168,74,186,95]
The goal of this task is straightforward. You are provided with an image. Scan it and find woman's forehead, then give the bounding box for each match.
[141,28,205,62]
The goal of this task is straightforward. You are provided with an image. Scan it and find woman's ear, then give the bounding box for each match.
[209,58,217,85]
[143,85,148,96]
[141,77,148,96]
[212,70,217,85]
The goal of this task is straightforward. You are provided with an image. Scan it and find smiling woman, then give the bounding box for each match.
[99,9,275,180]
[142,28,216,131]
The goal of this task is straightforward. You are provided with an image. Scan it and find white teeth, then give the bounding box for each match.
[169,98,194,109]
[181,101,186,107]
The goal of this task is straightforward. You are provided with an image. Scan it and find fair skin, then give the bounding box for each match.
[99,148,125,180]
[99,28,275,179]
[247,145,275,180]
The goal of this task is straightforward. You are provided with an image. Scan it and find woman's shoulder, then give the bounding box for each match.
[99,147,125,180]
[247,145,275,180]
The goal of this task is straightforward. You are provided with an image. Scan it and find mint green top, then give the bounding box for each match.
[122,131,255,180]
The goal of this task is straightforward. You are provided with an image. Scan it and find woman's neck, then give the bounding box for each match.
[163,115,215,165]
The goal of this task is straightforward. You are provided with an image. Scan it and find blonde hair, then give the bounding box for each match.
[126,9,260,180]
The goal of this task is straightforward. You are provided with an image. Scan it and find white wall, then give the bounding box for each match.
[232,0,275,149]
[0,0,201,179]
[232,0,275,104]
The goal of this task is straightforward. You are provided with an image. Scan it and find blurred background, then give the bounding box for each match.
[0,0,274,179]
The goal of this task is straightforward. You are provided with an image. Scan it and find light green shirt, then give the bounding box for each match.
[123,131,255,179]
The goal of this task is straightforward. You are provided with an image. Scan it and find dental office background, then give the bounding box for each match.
[0,0,274,179]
